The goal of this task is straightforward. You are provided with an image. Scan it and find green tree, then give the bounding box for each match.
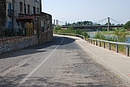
[123,21,130,30]
[54,25,61,30]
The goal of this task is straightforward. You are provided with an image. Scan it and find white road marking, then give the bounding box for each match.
[16,38,64,87]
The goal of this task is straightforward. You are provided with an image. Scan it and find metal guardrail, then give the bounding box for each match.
[88,38,130,57]
[55,33,130,56]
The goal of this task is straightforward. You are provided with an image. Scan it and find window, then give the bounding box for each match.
[20,2,23,13]
[33,7,36,14]
[8,21,12,28]
[8,3,13,17]
[37,8,39,13]
[24,4,26,14]
[28,5,30,14]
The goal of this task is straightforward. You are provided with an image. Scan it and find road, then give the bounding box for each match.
[0,35,127,87]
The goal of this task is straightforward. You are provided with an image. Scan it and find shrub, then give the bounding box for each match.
[123,21,130,30]
[94,32,106,40]
[82,32,90,39]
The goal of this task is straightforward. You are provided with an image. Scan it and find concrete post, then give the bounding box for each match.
[116,44,118,53]
[99,41,101,47]
[109,43,111,50]
[104,42,105,48]
[126,46,129,56]
[96,40,98,46]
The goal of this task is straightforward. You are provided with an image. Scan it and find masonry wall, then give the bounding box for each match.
[0,35,38,54]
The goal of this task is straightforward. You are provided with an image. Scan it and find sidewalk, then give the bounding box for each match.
[73,36,130,86]
[54,34,130,86]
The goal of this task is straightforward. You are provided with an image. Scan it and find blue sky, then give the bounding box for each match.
[42,0,130,24]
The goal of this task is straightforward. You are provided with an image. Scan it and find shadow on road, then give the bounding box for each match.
[0,36,75,59]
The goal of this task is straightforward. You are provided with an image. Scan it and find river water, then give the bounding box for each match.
[89,33,130,43]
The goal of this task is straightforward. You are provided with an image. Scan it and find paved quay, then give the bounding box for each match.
[57,34,130,86]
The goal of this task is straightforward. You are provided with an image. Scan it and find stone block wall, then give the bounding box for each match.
[38,32,53,44]
[0,35,38,54]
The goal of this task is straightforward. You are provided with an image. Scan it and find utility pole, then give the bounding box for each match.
[12,0,14,32]
[107,17,110,31]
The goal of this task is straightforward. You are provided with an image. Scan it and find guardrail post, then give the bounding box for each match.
[104,42,105,48]
[126,46,129,57]
[109,43,111,50]
[92,40,94,44]
[90,39,92,44]
[95,40,98,46]
[116,44,118,53]
[99,41,101,47]
[95,40,96,45]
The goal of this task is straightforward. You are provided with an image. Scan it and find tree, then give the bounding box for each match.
[123,21,130,30]
[54,25,61,30]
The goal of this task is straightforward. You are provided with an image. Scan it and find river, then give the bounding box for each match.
[89,33,130,43]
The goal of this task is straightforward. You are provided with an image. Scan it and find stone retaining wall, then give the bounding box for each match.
[0,35,38,54]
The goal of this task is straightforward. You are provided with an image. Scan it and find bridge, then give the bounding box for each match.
[61,25,123,29]
[55,17,123,31]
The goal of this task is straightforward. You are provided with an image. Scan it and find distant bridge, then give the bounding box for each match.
[61,25,123,29]
[55,17,124,31]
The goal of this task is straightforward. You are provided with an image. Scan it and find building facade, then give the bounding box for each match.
[13,0,41,29]
[0,0,42,29]
[0,0,53,43]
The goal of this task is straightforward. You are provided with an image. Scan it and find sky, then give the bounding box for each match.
[42,0,130,24]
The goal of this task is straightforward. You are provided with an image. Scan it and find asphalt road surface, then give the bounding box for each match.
[0,35,127,87]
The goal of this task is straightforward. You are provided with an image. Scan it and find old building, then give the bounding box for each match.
[13,0,41,29]
[0,0,53,43]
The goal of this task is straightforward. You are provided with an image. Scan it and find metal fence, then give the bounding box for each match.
[0,28,26,40]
